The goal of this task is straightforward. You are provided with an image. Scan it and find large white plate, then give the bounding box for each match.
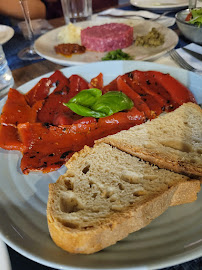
[130,0,188,11]
[0,61,202,270]
[0,25,14,45]
[34,18,178,66]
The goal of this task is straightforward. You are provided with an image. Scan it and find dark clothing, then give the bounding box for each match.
[41,0,118,19]
[41,0,63,19]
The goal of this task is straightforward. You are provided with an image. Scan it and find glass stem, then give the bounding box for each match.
[19,0,35,45]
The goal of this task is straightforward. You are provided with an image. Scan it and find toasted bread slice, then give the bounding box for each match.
[98,102,202,178]
[47,143,200,254]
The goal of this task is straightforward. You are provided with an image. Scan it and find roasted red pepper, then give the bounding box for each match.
[37,74,89,124]
[89,73,103,89]
[0,88,43,126]
[116,76,151,118]
[139,71,196,105]
[0,125,25,152]
[0,69,196,174]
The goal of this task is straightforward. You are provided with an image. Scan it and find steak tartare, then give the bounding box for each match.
[81,23,134,52]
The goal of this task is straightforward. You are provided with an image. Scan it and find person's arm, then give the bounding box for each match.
[0,0,46,20]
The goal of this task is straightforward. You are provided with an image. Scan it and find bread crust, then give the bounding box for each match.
[47,180,200,254]
[47,103,201,254]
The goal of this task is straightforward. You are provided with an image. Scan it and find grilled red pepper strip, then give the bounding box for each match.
[0,125,25,152]
[102,78,118,93]
[116,76,151,118]
[142,71,196,105]
[25,77,52,106]
[121,74,163,116]
[89,73,103,89]
[69,74,89,99]
[37,74,89,124]
[98,106,145,133]
[18,121,98,174]
[130,71,179,111]
[26,70,68,107]
[0,88,43,126]
[49,70,69,86]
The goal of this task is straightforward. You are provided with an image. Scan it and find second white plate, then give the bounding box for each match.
[0,25,14,45]
[34,18,178,66]
[130,0,188,11]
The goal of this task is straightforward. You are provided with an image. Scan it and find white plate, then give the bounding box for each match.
[34,18,178,66]
[0,25,14,45]
[0,61,202,270]
[130,0,188,11]
[0,240,11,270]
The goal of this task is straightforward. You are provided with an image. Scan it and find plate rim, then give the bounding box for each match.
[130,0,188,10]
[0,25,14,45]
[0,61,201,270]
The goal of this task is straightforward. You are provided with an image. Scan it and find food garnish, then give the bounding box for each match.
[64,89,134,118]
[185,8,202,27]
[102,49,132,61]
[135,27,164,47]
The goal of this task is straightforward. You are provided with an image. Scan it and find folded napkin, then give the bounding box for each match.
[177,43,202,70]
[97,8,175,27]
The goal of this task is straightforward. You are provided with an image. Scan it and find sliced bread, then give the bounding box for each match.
[98,102,202,178]
[47,143,200,254]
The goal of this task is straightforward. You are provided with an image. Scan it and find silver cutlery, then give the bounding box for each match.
[169,49,202,74]
[98,11,170,21]
[182,48,202,61]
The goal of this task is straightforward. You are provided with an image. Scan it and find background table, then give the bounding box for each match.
[1,3,202,270]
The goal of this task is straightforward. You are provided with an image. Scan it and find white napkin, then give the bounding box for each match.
[98,8,175,27]
[176,43,202,70]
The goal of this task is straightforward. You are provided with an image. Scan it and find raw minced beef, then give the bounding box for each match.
[81,23,134,52]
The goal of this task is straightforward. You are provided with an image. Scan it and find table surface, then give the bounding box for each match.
[1,3,202,270]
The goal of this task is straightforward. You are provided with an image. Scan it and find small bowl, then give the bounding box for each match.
[175,9,202,45]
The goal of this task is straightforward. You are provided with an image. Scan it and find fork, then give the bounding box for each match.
[98,11,171,21]
[169,49,202,74]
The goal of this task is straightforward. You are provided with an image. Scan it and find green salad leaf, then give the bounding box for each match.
[188,8,202,27]
[102,49,132,61]
[64,88,134,118]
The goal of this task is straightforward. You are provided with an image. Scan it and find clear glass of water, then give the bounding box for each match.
[0,45,14,97]
[61,0,92,24]
[189,0,197,9]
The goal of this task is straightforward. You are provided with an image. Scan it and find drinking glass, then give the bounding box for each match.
[0,45,14,97]
[61,0,92,24]
[18,0,41,60]
[189,0,197,9]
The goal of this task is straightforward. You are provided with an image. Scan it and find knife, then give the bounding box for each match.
[182,48,202,61]
[97,14,150,20]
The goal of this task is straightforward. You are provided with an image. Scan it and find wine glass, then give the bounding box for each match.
[18,0,42,60]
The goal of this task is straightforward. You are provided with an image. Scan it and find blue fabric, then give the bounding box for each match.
[2,25,44,71]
